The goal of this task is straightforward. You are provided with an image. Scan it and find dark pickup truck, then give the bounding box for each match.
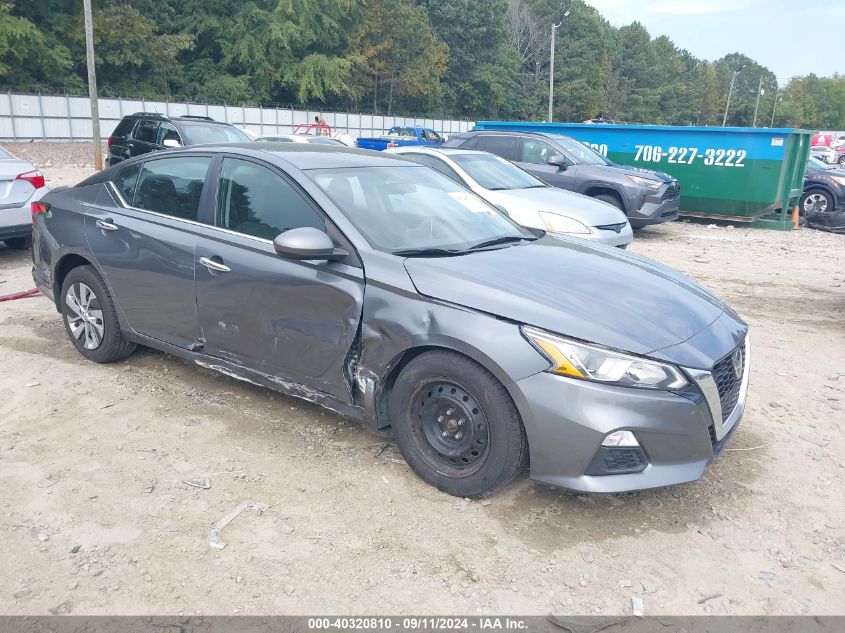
[356,126,445,151]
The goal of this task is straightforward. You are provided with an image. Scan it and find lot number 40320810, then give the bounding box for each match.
[634,145,747,168]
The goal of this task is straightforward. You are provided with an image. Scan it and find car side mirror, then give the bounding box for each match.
[273,227,347,261]
[162,139,181,148]
[548,155,569,170]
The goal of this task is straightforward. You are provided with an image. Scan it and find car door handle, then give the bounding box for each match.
[198,256,231,273]
[96,219,118,232]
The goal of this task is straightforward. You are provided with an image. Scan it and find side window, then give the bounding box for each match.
[474,136,517,161]
[428,130,442,143]
[113,162,141,204]
[156,122,182,146]
[521,139,559,165]
[134,156,211,221]
[405,154,463,184]
[216,158,325,240]
[133,120,159,144]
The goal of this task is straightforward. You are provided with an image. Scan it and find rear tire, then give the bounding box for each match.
[389,350,528,497]
[60,265,136,363]
[3,236,31,250]
[594,193,625,212]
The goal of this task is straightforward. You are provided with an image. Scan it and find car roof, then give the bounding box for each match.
[391,146,487,157]
[459,129,563,140]
[160,143,416,170]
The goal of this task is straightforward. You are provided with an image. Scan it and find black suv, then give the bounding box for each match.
[444,130,680,228]
[106,113,250,166]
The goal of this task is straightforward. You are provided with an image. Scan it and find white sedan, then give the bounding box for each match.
[386,146,633,248]
[0,146,48,250]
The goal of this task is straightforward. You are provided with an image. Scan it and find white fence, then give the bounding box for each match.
[0,92,473,141]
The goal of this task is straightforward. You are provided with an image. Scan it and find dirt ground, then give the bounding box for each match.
[1,144,844,617]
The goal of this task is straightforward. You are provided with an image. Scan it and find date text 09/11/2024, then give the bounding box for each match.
[307,617,529,630]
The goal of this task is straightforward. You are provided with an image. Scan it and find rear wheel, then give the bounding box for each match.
[60,265,136,363]
[800,189,834,216]
[3,237,31,250]
[389,351,528,497]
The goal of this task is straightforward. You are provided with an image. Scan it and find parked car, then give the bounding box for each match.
[106,113,251,166]
[444,130,680,228]
[356,126,444,151]
[802,156,845,215]
[32,143,749,497]
[255,134,346,146]
[386,146,632,248]
[809,145,838,165]
[0,146,48,250]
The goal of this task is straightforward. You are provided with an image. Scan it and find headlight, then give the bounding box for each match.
[831,176,845,186]
[627,175,662,190]
[539,211,591,235]
[522,326,688,390]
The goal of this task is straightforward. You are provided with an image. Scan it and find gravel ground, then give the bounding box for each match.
[0,144,843,617]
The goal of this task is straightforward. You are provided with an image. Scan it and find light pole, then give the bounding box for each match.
[722,67,743,127]
[548,6,571,122]
[752,76,764,127]
[770,84,780,127]
[83,0,102,170]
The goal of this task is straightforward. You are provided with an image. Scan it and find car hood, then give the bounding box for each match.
[583,162,675,184]
[404,236,730,363]
[486,187,627,226]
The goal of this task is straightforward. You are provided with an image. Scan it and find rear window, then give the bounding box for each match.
[112,117,135,137]
[180,123,250,145]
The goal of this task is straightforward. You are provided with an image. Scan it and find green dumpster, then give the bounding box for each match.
[474,121,814,230]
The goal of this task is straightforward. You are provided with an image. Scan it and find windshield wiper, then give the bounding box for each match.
[520,184,547,189]
[391,247,467,257]
[466,235,534,251]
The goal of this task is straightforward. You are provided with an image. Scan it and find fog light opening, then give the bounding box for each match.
[601,430,639,448]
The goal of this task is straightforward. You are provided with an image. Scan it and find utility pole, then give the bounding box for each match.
[752,76,764,127]
[770,84,780,127]
[83,0,102,170]
[722,69,740,127]
[548,5,571,122]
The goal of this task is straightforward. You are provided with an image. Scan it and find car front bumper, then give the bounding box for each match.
[627,186,680,228]
[509,343,749,493]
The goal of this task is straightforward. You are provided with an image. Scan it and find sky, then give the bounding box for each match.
[584,0,845,83]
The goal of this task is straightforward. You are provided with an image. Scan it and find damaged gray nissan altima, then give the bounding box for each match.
[32,144,749,497]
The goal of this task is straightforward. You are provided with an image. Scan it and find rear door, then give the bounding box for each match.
[84,155,212,349]
[128,119,160,158]
[194,156,364,400]
[517,137,578,191]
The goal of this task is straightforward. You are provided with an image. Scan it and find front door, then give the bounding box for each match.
[516,137,578,191]
[85,155,213,349]
[194,156,364,401]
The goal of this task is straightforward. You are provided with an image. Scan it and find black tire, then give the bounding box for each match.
[389,350,528,497]
[838,154,845,166]
[60,265,136,363]
[594,193,625,211]
[3,236,31,250]
[800,188,834,216]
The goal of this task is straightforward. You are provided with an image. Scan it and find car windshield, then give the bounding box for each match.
[808,156,834,170]
[180,122,251,144]
[309,166,533,254]
[548,135,611,166]
[450,153,545,190]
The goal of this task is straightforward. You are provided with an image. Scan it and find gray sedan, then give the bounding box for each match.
[386,146,633,248]
[32,144,749,496]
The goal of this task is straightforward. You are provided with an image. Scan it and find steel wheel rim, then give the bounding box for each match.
[65,282,104,350]
[417,382,489,468]
[803,193,828,214]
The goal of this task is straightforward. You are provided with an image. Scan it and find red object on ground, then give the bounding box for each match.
[0,288,40,302]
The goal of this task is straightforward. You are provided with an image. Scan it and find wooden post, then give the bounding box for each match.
[83,0,102,170]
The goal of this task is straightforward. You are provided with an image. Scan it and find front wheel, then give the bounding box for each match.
[800,189,834,216]
[389,351,528,497]
[594,193,625,212]
[60,265,136,363]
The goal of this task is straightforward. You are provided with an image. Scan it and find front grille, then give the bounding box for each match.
[712,340,746,420]
[661,182,680,200]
